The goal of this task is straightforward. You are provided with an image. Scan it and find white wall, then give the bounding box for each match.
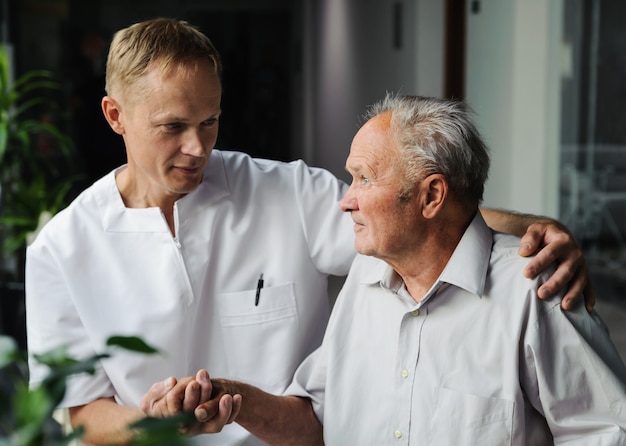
[305,0,565,220]
[415,0,445,98]
[303,0,445,182]
[465,0,563,217]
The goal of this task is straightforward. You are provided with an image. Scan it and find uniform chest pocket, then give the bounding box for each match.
[218,283,299,391]
[430,386,514,446]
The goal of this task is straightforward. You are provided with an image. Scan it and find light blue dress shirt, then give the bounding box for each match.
[287,212,626,445]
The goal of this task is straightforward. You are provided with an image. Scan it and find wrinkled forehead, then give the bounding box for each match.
[346,113,399,171]
[351,112,395,155]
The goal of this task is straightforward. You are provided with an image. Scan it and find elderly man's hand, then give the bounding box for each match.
[191,379,242,435]
[518,220,595,313]
[140,369,241,436]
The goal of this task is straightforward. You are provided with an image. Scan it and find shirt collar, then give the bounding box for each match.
[439,211,493,296]
[100,150,231,232]
[359,212,493,298]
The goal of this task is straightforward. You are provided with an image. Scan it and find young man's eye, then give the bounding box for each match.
[203,118,218,126]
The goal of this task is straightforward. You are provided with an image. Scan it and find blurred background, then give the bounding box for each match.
[0,0,625,359]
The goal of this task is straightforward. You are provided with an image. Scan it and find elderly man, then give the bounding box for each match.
[159,95,626,444]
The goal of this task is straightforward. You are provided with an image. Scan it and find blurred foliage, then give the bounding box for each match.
[0,335,193,445]
[0,44,81,280]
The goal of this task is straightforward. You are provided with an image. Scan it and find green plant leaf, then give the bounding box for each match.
[0,120,7,162]
[12,69,57,93]
[1,333,186,444]
[0,45,9,91]
[35,352,110,410]
[0,43,79,262]
[106,336,160,354]
[14,383,55,429]
[131,412,196,430]
[0,335,19,369]
[129,413,195,446]
[32,346,79,369]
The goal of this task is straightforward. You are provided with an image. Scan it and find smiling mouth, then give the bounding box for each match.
[175,165,201,174]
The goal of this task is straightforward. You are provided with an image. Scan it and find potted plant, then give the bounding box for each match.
[0,44,81,351]
[0,43,79,282]
[0,334,193,445]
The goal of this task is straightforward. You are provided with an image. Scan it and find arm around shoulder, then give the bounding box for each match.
[479,207,554,237]
[480,207,594,310]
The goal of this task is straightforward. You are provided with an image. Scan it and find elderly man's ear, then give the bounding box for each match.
[420,174,448,219]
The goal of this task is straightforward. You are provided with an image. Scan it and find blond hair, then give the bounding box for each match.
[105,17,222,99]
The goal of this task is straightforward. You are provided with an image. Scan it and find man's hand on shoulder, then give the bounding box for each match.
[518,219,595,313]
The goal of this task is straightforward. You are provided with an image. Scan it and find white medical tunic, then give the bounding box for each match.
[26,150,355,445]
[287,213,626,445]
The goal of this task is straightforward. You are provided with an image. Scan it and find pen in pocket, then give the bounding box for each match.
[255,273,264,306]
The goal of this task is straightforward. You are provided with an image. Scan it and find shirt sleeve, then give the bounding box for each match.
[290,160,355,276]
[521,300,626,443]
[284,346,327,422]
[25,238,115,408]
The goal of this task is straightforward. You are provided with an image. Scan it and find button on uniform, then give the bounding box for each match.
[401,369,409,379]
[410,309,420,317]
[394,430,403,439]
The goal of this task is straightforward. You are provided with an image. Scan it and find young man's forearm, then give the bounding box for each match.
[480,207,555,237]
[69,397,144,445]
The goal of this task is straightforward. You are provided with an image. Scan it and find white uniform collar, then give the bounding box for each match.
[97,150,231,232]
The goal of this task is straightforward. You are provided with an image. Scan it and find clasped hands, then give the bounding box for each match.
[140,369,241,436]
[140,220,594,437]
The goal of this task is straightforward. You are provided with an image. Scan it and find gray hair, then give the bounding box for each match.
[365,94,490,203]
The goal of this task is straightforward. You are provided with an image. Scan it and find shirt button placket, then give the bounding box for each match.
[394,309,421,445]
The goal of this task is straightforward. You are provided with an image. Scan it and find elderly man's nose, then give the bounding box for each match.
[339,191,357,212]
